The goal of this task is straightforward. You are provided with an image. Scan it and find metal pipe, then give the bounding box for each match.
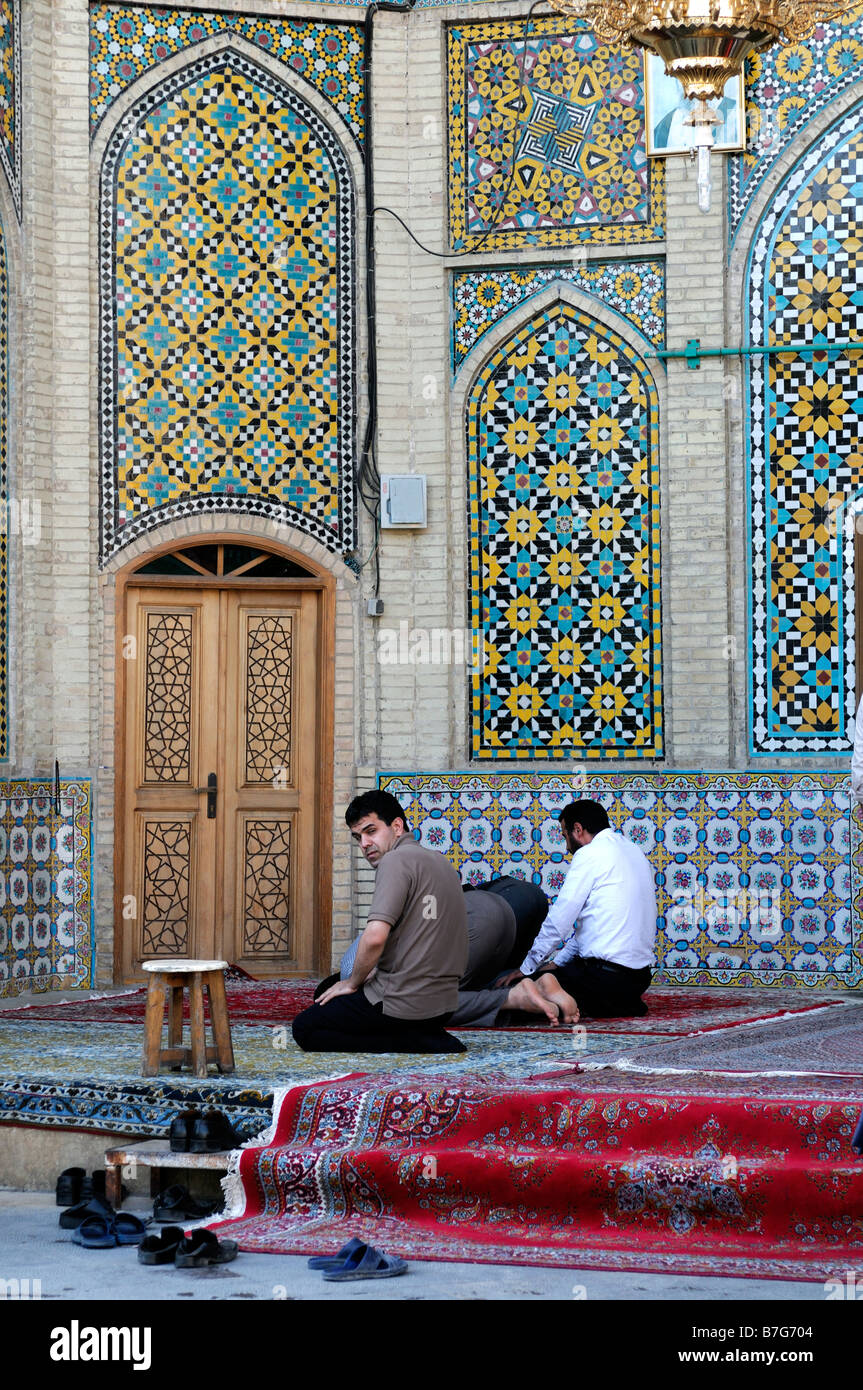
[652,337,863,368]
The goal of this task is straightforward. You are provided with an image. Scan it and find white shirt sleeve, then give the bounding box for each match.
[852,697,863,806]
[519,851,594,974]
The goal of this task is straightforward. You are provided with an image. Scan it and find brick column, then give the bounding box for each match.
[664,153,732,766]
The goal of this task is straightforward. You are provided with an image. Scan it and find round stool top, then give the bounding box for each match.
[142,959,229,973]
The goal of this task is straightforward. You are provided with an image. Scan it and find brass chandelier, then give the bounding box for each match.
[544,0,856,209]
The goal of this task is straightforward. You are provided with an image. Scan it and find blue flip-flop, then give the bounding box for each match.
[113,1213,148,1246]
[308,1237,367,1271]
[322,1244,407,1281]
[72,1214,117,1248]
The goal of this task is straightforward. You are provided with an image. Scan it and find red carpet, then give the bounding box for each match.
[4,977,846,1035]
[212,1069,863,1280]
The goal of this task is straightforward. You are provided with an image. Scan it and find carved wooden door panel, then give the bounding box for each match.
[221,590,318,977]
[121,585,318,981]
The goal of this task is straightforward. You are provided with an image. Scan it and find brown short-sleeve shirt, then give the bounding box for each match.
[363,835,468,1020]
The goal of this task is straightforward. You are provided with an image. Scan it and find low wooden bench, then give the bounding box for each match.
[103,1139,232,1207]
[141,959,235,1080]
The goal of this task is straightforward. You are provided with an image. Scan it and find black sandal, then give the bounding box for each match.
[175,1230,238,1267]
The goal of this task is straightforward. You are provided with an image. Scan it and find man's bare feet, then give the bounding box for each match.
[535,972,580,1025]
[506,977,559,1025]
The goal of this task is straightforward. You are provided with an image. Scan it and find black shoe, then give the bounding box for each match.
[168,1108,199,1153]
[55,1167,85,1207]
[153,1184,220,1223]
[58,1195,114,1230]
[189,1108,239,1153]
[138,1225,186,1265]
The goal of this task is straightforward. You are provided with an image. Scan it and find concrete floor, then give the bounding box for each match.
[0,1191,833,1302]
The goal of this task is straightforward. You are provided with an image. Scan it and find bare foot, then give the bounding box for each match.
[507,977,559,1025]
[535,972,580,1025]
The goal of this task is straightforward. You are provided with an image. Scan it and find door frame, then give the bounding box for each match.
[112,531,335,982]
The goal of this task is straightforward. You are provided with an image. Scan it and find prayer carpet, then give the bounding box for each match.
[607,1004,863,1075]
[1,978,848,1034]
[0,1017,645,1135]
[212,1068,863,1281]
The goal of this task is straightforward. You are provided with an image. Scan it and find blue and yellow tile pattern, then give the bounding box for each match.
[729,4,863,249]
[467,301,662,759]
[452,259,664,372]
[99,49,356,561]
[0,780,93,998]
[0,1,19,219]
[90,4,365,148]
[379,771,860,989]
[747,105,863,755]
[447,16,664,252]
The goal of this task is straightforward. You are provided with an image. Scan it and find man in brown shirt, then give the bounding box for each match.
[291,791,470,1053]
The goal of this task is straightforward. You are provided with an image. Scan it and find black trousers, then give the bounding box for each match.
[292,987,465,1054]
[538,957,651,1018]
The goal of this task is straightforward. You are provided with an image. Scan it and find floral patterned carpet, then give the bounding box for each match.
[212,1065,863,1281]
[2,975,848,1034]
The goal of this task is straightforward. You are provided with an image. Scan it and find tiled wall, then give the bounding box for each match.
[446,15,664,252]
[452,258,664,372]
[0,780,93,998]
[728,1,863,250]
[465,300,662,760]
[380,772,859,989]
[0,0,18,219]
[747,102,863,756]
[95,9,357,563]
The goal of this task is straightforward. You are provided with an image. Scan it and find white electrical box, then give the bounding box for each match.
[381,474,427,528]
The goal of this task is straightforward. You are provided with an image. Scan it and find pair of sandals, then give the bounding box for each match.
[72,1211,149,1248]
[308,1236,407,1281]
[138,1226,237,1267]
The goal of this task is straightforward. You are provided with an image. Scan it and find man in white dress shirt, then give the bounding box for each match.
[499,799,657,1021]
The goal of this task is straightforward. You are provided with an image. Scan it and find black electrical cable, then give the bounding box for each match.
[372,0,552,263]
[356,0,552,591]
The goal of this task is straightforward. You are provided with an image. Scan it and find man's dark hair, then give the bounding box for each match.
[559,799,610,837]
[345,790,410,830]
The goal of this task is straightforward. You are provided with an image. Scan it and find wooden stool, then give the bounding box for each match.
[141,960,235,1080]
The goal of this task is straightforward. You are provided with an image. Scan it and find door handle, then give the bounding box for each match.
[194,773,217,818]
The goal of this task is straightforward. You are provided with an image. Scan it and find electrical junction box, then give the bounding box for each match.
[380,474,427,528]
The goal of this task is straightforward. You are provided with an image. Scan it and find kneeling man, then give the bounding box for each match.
[502,799,657,1021]
[293,792,469,1053]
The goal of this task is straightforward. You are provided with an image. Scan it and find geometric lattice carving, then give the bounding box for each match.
[243,819,291,955]
[747,109,863,753]
[144,613,193,783]
[141,820,191,955]
[99,50,356,562]
[246,615,293,785]
[467,301,662,758]
[448,16,664,252]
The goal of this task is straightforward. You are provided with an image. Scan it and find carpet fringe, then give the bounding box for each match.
[219,1072,356,1220]
[579,1057,863,1080]
[8,987,143,1011]
[686,1002,856,1038]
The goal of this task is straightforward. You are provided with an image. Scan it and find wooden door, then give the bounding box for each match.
[120,584,319,981]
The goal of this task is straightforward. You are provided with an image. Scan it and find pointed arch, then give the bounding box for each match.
[98,45,356,564]
[465,298,663,759]
[744,99,863,755]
